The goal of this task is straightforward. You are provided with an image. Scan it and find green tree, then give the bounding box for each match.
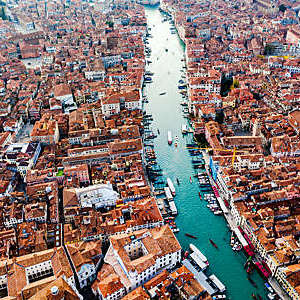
[264,44,276,55]
[279,4,286,12]
[0,6,7,20]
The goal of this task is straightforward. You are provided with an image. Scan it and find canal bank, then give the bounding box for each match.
[143,6,268,300]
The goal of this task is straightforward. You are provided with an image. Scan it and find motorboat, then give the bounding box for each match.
[167,131,172,145]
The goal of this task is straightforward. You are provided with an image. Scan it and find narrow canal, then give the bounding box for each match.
[143,7,267,300]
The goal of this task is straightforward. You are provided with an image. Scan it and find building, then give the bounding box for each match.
[104,225,181,291]
[63,183,119,210]
[3,142,41,178]
[30,117,60,145]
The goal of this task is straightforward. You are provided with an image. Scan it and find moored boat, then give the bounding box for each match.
[189,243,209,265]
[181,124,187,134]
[167,178,176,196]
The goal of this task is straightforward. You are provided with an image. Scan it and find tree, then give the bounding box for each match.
[0,6,7,20]
[279,4,286,13]
[106,20,114,28]
[264,44,276,55]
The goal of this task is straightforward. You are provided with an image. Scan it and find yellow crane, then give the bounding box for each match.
[186,146,250,167]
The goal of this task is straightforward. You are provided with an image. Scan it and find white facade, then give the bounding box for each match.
[101,102,121,117]
[85,70,106,81]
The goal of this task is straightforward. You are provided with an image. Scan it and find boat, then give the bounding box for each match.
[145,71,154,76]
[184,251,189,258]
[176,178,180,185]
[209,239,218,249]
[181,124,187,134]
[185,233,197,239]
[189,176,192,183]
[167,131,172,145]
[265,283,274,293]
[198,192,202,200]
[190,244,209,265]
[175,142,178,147]
[230,233,235,247]
[167,178,176,196]
[212,296,226,299]
[159,92,166,95]
[157,129,160,134]
[169,200,178,215]
[165,48,168,52]
[267,293,276,300]
[248,276,257,288]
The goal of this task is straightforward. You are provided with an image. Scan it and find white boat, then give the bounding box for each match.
[209,274,226,293]
[189,244,209,265]
[181,124,187,134]
[167,131,172,145]
[167,178,176,196]
[169,200,178,215]
[164,187,173,201]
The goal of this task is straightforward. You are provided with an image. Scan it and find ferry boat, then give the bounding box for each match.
[167,178,176,196]
[181,124,187,134]
[189,244,209,266]
[167,131,172,145]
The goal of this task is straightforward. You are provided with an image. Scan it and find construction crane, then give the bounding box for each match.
[186,147,250,167]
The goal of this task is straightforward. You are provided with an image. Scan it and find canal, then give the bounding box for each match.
[143,7,267,300]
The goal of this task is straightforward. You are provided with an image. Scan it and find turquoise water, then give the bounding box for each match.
[144,7,267,300]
